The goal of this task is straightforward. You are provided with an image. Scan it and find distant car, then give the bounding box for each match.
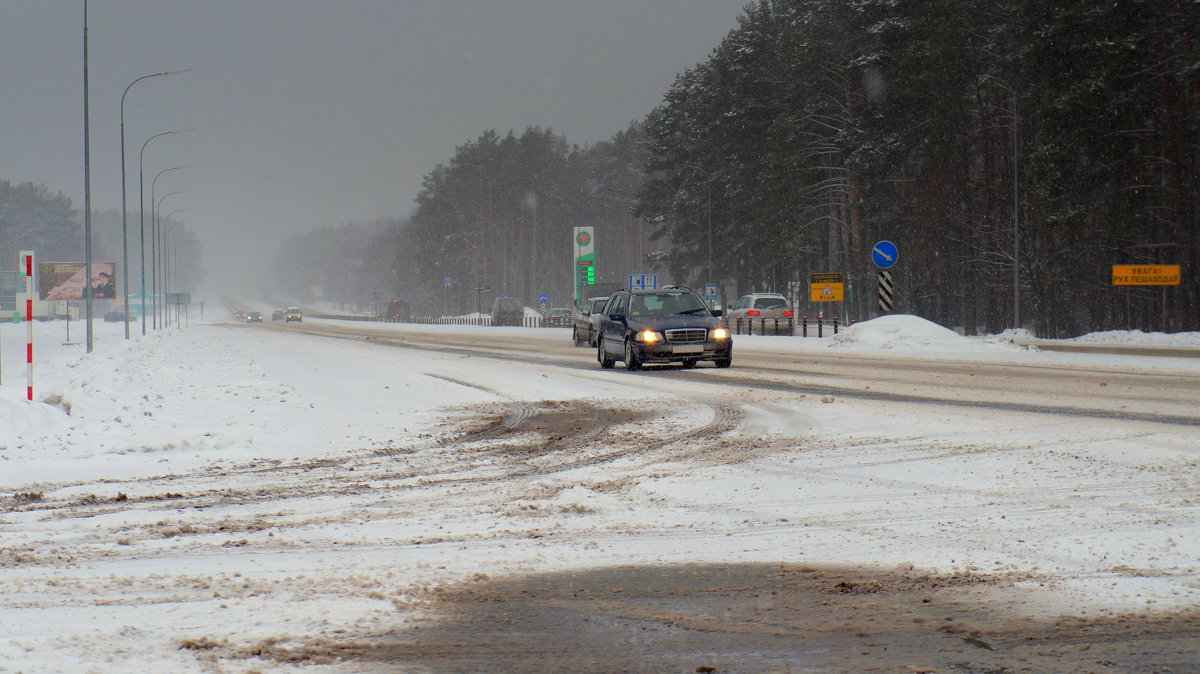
[490,297,523,326]
[726,293,793,321]
[596,286,731,369]
[246,311,263,322]
[572,296,609,347]
[271,310,284,321]
[103,310,129,322]
[234,311,248,320]
[285,307,302,322]
[543,306,572,328]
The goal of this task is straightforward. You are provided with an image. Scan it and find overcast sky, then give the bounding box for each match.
[2,0,745,285]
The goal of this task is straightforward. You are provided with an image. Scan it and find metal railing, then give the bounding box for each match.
[730,316,852,337]
[311,312,854,336]
[312,313,574,328]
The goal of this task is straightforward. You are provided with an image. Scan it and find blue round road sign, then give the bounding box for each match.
[538,293,549,303]
[871,240,899,268]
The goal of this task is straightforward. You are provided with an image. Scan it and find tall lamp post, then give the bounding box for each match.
[151,168,190,326]
[138,128,193,334]
[155,190,187,328]
[119,69,188,337]
[83,0,93,352]
[163,209,190,327]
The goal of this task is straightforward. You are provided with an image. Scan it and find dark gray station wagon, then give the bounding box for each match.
[596,287,732,370]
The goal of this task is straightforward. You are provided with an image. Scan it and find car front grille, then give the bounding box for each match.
[664,328,707,343]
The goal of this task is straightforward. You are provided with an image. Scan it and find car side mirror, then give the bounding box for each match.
[711,309,724,317]
[610,313,626,322]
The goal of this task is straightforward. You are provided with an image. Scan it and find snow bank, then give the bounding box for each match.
[1064,329,1200,347]
[828,315,1024,352]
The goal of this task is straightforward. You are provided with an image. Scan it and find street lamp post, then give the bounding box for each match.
[83,0,93,352]
[155,191,187,329]
[163,209,190,327]
[138,129,193,334]
[151,168,190,327]
[119,69,188,337]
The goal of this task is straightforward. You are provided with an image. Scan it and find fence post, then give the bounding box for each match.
[834,316,840,335]
[817,316,823,338]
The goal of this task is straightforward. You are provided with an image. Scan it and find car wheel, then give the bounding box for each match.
[598,339,615,369]
[681,359,698,369]
[572,327,584,346]
[624,339,642,371]
[714,357,732,368]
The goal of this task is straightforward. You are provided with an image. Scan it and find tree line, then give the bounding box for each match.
[1,178,204,301]
[278,0,1197,335]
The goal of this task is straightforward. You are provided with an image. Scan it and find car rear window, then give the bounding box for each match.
[754,297,788,309]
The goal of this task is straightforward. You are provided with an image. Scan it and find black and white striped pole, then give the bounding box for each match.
[878,270,894,313]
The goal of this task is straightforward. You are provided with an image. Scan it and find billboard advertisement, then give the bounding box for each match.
[38,262,117,300]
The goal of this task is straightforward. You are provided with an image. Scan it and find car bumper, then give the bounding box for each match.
[633,341,731,363]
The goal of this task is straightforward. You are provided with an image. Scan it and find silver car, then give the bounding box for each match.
[726,293,793,320]
[572,296,609,346]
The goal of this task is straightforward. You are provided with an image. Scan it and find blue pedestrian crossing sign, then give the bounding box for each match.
[871,240,899,269]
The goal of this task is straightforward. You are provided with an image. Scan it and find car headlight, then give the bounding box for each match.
[637,329,662,343]
[711,327,730,340]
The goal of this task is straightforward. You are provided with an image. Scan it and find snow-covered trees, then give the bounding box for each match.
[639,0,1199,334]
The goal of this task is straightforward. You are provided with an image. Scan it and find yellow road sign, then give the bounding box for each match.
[1111,265,1180,286]
[810,282,844,302]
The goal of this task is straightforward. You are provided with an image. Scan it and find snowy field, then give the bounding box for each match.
[1,314,1197,671]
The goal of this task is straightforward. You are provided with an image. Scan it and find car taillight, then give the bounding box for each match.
[747,310,760,317]
[783,311,793,317]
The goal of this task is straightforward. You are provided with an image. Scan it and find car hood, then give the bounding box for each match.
[626,314,723,331]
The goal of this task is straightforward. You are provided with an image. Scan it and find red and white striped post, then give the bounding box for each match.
[21,251,34,401]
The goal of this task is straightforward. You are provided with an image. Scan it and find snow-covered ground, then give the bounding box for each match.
[1,314,1196,671]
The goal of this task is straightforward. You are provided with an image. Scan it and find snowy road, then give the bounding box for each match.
[275,318,1200,425]
[1,318,1197,672]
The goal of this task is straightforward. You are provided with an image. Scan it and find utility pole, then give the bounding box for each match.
[82,0,94,352]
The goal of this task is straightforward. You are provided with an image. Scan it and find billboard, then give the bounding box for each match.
[39,262,117,300]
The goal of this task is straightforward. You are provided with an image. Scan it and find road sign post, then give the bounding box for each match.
[1111,265,1180,286]
[21,251,34,400]
[871,241,899,315]
[573,227,596,303]
[809,273,844,303]
[871,241,898,269]
[877,270,894,313]
[629,274,658,290]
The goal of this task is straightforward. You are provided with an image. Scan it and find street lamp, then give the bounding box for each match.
[119,69,189,337]
[151,167,190,326]
[155,190,187,329]
[138,128,194,333]
[163,209,190,327]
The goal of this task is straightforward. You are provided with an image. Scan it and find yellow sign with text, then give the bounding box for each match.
[810,282,844,302]
[1111,265,1180,286]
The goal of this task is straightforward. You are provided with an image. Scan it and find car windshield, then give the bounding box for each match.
[754,298,788,309]
[629,293,709,317]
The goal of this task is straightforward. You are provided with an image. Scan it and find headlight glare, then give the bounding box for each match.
[638,329,662,343]
[711,327,729,340]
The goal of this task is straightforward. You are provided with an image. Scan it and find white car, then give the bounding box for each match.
[725,293,793,321]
